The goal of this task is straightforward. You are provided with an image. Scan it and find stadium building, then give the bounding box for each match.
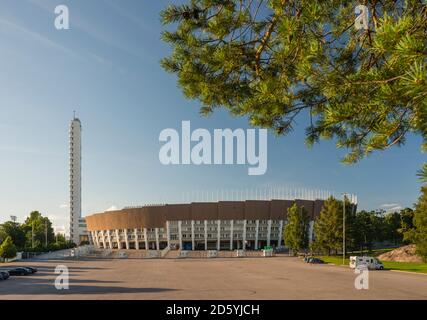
[86,198,356,251]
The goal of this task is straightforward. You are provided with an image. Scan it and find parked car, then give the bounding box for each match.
[7,267,31,276]
[308,257,325,264]
[0,271,10,280]
[23,267,38,274]
[304,256,313,263]
[304,257,325,264]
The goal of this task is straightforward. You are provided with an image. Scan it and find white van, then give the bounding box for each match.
[350,256,384,270]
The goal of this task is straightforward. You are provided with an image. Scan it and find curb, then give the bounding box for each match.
[388,269,427,276]
[326,263,348,268]
[327,263,427,275]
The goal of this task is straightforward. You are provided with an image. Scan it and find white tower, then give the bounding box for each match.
[69,113,82,245]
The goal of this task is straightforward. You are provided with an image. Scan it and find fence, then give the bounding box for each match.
[25,245,96,260]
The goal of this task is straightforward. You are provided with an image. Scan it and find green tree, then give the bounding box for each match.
[399,208,415,243]
[351,210,378,252]
[312,197,343,255]
[405,186,427,261]
[312,196,355,255]
[0,221,26,249]
[385,211,403,245]
[55,233,67,244]
[49,233,76,251]
[22,211,55,249]
[417,163,427,183]
[161,1,427,167]
[373,213,389,243]
[284,203,309,254]
[0,236,17,260]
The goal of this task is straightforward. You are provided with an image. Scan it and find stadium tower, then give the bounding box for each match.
[69,112,82,244]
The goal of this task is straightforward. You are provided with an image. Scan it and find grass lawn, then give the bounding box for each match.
[316,255,427,274]
[381,261,427,274]
[317,256,350,266]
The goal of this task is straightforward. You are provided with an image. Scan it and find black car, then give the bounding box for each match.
[7,267,31,276]
[303,256,311,263]
[308,258,325,264]
[23,267,37,274]
[0,271,10,280]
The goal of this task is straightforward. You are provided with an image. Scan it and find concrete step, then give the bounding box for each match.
[164,250,181,259]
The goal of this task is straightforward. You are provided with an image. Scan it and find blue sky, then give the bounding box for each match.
[0,0,424,232]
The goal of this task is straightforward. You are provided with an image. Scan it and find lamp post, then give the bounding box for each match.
[45,220,48,247]
[342,193,348,265]
[32,222,34,249]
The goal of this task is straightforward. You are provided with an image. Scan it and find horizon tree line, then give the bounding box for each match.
[284,186,427,262]
[0,211,75,260]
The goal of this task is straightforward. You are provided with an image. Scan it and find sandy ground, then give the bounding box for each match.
[0,257,426,300]
[378,245,423,263]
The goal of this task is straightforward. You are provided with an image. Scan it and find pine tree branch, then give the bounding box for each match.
[349,75,403,85]
[254,0,287,77]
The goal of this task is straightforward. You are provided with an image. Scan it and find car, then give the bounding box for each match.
[303,256,315,263]
[350,256,384,270]
[7,267,31,276]
[23,266,37,274]
[307,257,325,264]
[0,271,10,280]
[303,256,311,263]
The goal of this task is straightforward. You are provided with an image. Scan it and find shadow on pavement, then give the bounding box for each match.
[0,275,178,296]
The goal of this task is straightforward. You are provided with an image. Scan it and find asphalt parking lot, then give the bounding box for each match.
[1,257,426,299]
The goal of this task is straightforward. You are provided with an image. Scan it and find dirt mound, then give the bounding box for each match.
[378,245,422,263]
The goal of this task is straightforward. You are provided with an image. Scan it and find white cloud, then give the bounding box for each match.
[106,205,118,211]
[8,0,123,72]
[380,203,400,208]
[59,204,68,208]
[0,16,78,58]
[53,225,66,234]
[28,0,149,60]
[48,213,66,221]
[380,203,402,212]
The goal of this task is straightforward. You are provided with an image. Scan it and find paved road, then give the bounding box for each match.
[1,257,426,299]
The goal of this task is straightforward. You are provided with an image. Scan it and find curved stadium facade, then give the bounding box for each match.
[85,198,354,251]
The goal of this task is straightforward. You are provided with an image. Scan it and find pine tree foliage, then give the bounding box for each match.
[313,196,344,254]
[405,185,427,261]
[417,163,427,183]
[161,0,427,164]
[312,196,355,254]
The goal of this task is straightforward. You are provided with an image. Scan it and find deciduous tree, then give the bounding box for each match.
[284,203,309,254]
[22,211,55,249]
[0,236,17,260]
[0,221,26,249]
